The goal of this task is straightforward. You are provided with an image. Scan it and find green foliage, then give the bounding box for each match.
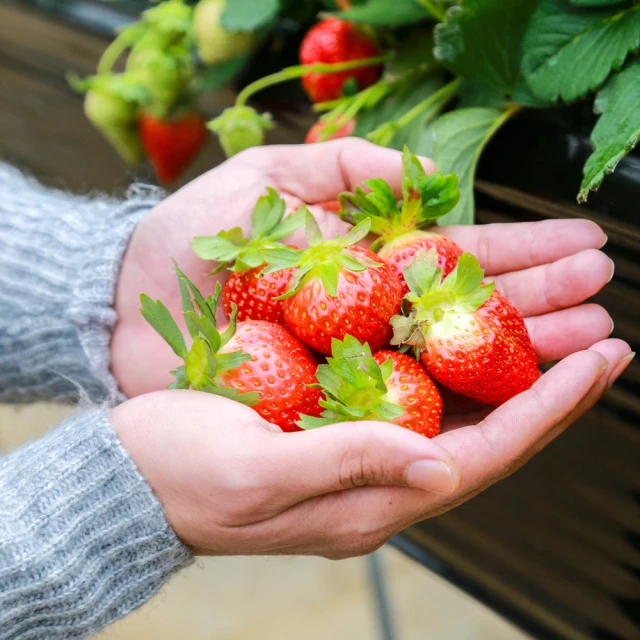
[221,0,280,31]
[422,107,516,226]
[579,60,640,201]
[297,335,405,429]
[334,0,432,26]
[434,0,539,99]
[522,0,640,103]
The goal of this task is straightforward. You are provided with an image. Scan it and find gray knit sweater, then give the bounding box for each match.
[0,165,193,639]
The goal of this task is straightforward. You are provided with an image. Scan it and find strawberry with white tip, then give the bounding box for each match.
[391,250,539,406]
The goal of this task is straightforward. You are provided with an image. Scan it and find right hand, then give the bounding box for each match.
[111,337,632,560]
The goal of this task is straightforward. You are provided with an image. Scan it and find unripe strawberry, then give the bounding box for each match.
[77,74,148,165]
[208,105,273,157]
[194,0,256,64]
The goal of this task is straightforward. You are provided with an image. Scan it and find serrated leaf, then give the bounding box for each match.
[579,60,640,201]
[435,0,539,98]
[221,0,280,31]
[140,295,188,359]
[341,218,372,246]
[195,55,249,93]
[173,263,217,326]
[522,0,640,103]
[444,252,485,294]
[423,107,515,225]
[191,231,245,262]
[334,0,432,26]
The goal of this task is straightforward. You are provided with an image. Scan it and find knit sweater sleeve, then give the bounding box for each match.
[0,163,157,403]
[0,408,193,640]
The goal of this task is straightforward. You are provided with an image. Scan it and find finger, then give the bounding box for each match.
[526,304,614,363]
[439,219,607,276]
[258,421,461,508]
[434,340,631,491]
[490,248,614,317]
[239,139,436,204]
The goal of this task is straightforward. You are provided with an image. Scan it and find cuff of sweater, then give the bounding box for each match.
[0,409,193,639]
[69,186,162,402]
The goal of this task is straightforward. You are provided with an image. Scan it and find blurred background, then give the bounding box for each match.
[1,1,639,639]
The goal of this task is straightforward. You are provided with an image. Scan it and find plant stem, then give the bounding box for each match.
[234,54,392,107]
[395,77,462,129]
[97,27,140,75]
[416,0,446,21]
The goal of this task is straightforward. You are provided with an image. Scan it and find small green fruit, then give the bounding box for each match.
[194,0,255,65]
[208,105,272,157]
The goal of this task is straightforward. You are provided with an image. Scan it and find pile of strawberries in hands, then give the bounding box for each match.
[141,147,540,437]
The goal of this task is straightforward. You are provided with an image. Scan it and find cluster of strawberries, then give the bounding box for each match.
[142,148,539,437]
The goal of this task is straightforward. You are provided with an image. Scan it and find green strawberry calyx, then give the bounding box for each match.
[297,335,404,429]
[338,146,460,252]
[191,188,304,274]
[390,250,495,350]
[270,211,382,299]
[140,261,260,406]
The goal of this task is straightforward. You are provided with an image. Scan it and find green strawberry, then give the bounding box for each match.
[194,0,256,65]
[208,105,273,157]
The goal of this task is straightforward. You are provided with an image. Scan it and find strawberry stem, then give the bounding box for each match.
[234,54,393,107]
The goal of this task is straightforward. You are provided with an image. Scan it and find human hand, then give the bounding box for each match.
[111,338,632,559]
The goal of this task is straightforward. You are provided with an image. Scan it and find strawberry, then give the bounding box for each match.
[305,117,356,143]
[299,18,383,103]
[139,110,207,183]
[208,105,273,157]
[141,264,321,432]
[191,189,305,325]
[297,335,442,437]
[70,73,148,165]
[193,0,256,65]
[391,251,540,406]
[270,213,404,355]
[339,147,462,295]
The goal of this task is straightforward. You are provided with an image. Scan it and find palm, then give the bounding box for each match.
[112,141,617,412]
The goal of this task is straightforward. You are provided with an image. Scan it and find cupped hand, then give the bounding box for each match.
[111,339,632,559]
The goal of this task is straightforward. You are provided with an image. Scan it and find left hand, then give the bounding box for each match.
[112,139,617,402]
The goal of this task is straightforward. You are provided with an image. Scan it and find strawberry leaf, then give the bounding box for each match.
[403,249,441,298]
[202,384,261,406]
[221,0,279,31]
[252,188,286,240]
[521,0,640,103]
[341,218,372,247]
[333,0,432,26]
[268,206,307,241]
[168,365,190,390]
[318,262,340,298]
[173,262,217,326]
[140,294,188,360]
[579,59,640,201]
[217,350,252,372]
[184,311,221,353]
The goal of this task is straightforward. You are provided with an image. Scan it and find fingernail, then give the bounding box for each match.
[405,460,457,494]
[599,234,608,248]
[610,317,615,335]
[608,352,635,388]
[607,258,615,282]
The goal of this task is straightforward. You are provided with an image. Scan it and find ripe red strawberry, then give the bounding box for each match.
[271,213,404,355]
[191,189,304,325]
[139,110,207,183]
[300,18,383,103]
[391,251,540,406]
[305,117,356,143]
[140,264,321,432]
[339,147,463,295]
[297,335,442,437]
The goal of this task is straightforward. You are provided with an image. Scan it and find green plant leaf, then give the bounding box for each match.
[140,295,188,359]
[268,206,307,241]
[570,0,628,7]
[423,107,515,225]
[221,0,280,31]
[434,0,539,97]
[522,0,640,103]
[334,0,432,26]
[202,384,261,406]
[579,60,640,201]
[195,55,249,94]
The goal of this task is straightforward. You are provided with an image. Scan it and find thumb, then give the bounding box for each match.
[264,421,460,506]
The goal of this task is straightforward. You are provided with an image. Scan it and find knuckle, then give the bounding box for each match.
[339,447,382,489]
